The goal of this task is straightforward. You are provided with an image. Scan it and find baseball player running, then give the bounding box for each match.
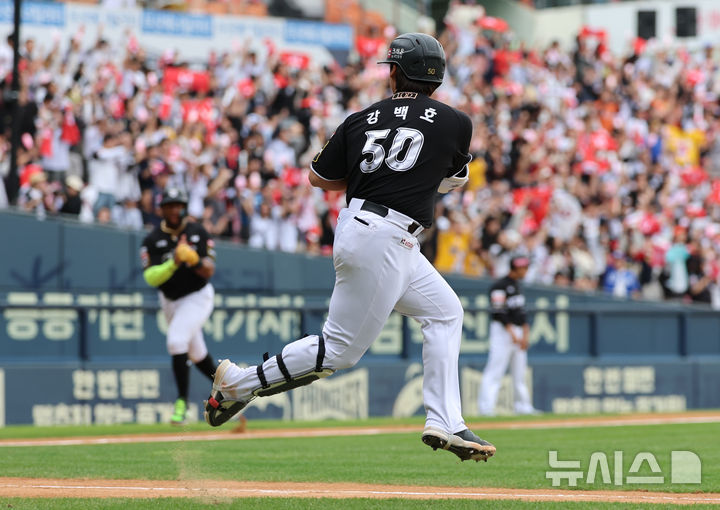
[141,188,218,425]
[479,255,538,416]
[204,33,495,462]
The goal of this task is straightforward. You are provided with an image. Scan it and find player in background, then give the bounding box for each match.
[140,187,218,425]
[478,255,539,416]
[204,33,495,462]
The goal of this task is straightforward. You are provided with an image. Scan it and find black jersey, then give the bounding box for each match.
[140,220,216,300]
[489,276,527,326]
[311,91,472,227]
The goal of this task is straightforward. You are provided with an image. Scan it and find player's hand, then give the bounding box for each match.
[174,234,200,266]
[174,234,186,265]
[519,337,529,351]
[176,243,200,267]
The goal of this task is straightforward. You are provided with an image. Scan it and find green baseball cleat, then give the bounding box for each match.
[171,398,188,425]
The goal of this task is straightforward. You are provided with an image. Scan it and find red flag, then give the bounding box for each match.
[279,51,310,70]
[60,111,81,146]
[708,181,720,204]
[159,94,173,121]
[39,128,53,157]
[20,163,43,187]
[163,67,211,94]
[355,35,384,59]
[237,77,255,98]
[477,16,509,32]
[681,166,707,186]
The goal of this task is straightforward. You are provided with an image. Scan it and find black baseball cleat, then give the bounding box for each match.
[203,392,252,427]
[422,427,496,462]
[204,359,254,427]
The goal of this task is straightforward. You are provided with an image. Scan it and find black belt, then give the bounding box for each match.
[360,200,422,235]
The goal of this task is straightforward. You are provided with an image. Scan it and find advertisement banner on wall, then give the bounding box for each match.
[0,359,708,426]
[0,290,580,362]
[0,1,350,64]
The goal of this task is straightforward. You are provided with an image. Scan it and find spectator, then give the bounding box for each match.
[686,239,712,304]
[112,197,143,230]
[662,227,690,299]
[18,171,51,219]
[248,200,279,250]
[96,206,113,225]
[602,252,641,299]
[88,134,129,217]
[139,188,161,229]
[3,18,720,305]
[59,175,84,216]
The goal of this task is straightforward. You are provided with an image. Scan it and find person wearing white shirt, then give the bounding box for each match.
[88,134,129,216]
[249,201,279,250]
[0,34,13,81]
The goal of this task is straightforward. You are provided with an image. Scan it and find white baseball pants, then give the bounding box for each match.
[478,321,533,415]
[221,198,467,434]
[160,283,214,363]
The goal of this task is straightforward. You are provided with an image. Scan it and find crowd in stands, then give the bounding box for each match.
[2,14,720,307]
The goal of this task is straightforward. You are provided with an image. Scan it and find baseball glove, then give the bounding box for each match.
[175,243,200,267]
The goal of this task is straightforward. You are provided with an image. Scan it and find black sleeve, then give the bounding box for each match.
[140,234,161,269]
[196,227,216,260]
[310,119,349,181]
[513,285,528,325]
[489,283,509,325]
[449,111,472,177]
[518,310,528,325]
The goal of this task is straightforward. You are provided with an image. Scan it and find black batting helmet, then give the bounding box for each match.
[160,187,188,207]
[377,33,445,84]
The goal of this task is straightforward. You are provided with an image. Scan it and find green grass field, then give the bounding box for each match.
[0,415,718,509]
[2,499,714,510]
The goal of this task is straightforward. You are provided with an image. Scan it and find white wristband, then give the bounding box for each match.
[437,165,469,193]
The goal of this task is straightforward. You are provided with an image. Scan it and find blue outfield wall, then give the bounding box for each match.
[1,210,720,425]
[1,358,717,426]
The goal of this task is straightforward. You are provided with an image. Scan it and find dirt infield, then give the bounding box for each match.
[1,478,719,504]
[1,412,719,503]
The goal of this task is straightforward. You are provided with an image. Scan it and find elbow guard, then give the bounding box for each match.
[438,166,469,193]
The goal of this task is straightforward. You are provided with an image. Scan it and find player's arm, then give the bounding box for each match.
[489,288,509,325]
[438,111,473,193]
[309,121,349,191]
[144,259,178,287]
[193,256,215,279]
[520,323,530,350]
[437,162,470,193]
[517,296,529,348]
[192,230,216,280]
[141,244,178,287]
[308,170,348,191]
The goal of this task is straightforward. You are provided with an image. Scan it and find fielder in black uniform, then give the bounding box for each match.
[204,33,495,462]
[479,255,538,415]
[141,188,218,424]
